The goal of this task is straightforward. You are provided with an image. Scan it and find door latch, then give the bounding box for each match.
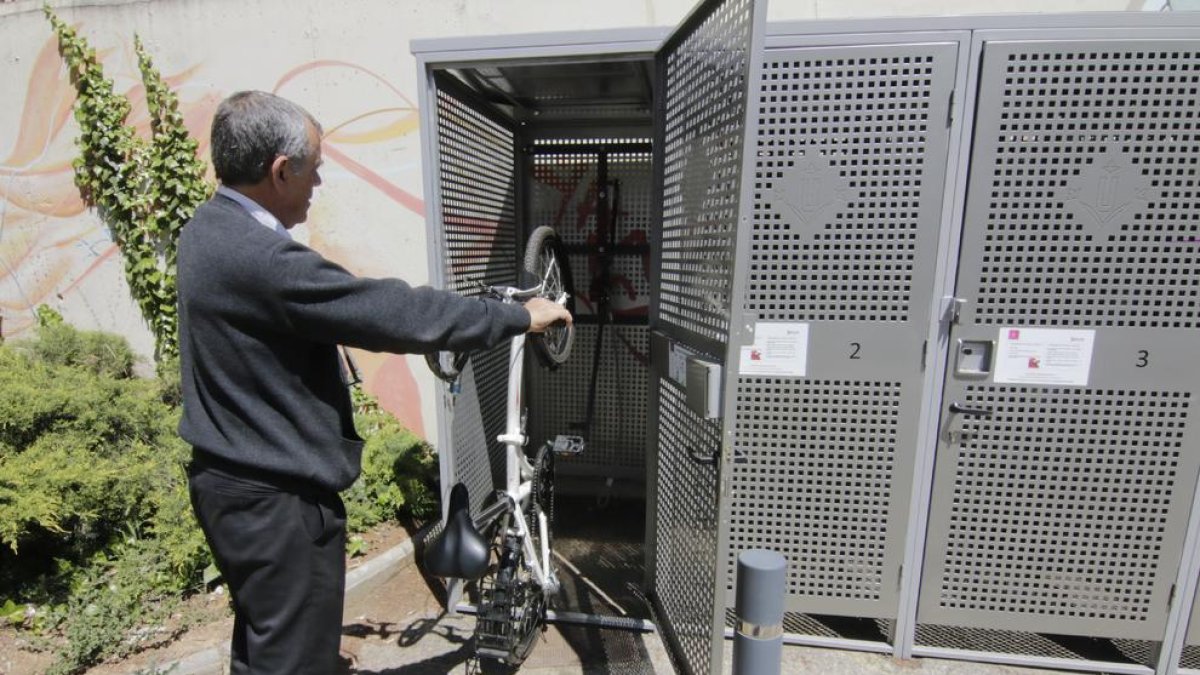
[948,401,993,418]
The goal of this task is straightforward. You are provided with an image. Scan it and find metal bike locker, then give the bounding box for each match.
[906,16,1200,675]
[415,9,1200,675]
[412,2,769,673]
[716,14,1200,675]
[413,27,663,519]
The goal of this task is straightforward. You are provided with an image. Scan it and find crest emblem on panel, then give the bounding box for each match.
[1062,142,1157,240]
[772,150,851,237]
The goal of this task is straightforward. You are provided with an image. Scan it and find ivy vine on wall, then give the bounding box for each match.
[44,6,212,364]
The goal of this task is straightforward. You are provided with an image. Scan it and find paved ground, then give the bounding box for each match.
[131,495,1104,675]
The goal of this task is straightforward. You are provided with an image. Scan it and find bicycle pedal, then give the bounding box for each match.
[476,647,510,661]
[551,435,585,455]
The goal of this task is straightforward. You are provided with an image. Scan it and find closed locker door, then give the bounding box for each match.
[919,37,1200,643]
[729,38,960,627]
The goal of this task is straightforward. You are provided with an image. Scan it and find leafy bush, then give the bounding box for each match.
[0,324,206,673]
[47,539,190,675]
[345,394,439,531]
[0,324,437,672]
[29,321,137,379]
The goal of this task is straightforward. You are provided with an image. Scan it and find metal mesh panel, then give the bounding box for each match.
[567,253,653,315]
[922,39,1200,650]
[435,87,518,294]
[434,84,518,501]
[448,362,494,514]
[439,351,523,514]
[728,379,901,611]
[529,148,654,316]
[916,624,1158,668]
[1185,644,1200,671]
[653,379,721,674]
[920,386,1192,639]
[528,325,649,475]
[963,43,1200,329]
[527,148,653,484]
[658,0,756,346]
[751,48,944,323]
[1185,551,1200,668]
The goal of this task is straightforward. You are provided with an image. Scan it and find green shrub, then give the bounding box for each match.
[47,539,188,675]
[0,324,436,672]
[345,396,439,532]
[0,349,162,464]
[0,325,205,673]
[30,321,137,379]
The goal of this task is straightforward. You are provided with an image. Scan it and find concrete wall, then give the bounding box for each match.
[0,0,1134,441]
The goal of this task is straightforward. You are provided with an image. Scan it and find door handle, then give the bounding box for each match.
[686,445,718,466]
[949,401,993,418]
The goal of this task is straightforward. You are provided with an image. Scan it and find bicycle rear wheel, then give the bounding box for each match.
[522,226,575,368]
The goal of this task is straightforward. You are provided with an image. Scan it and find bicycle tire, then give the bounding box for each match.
[521,226,575,368]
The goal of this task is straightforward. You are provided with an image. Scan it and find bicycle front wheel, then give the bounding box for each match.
[522,226,575,368]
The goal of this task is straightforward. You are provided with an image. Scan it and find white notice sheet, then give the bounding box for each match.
[994,327,1096,386]
[739,322,809,377]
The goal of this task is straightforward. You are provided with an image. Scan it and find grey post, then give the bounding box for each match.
[733,549,786,675]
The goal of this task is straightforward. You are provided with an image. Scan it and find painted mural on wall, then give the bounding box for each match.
[0,24,432,434]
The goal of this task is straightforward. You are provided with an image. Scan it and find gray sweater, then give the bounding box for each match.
[177,194,529,491]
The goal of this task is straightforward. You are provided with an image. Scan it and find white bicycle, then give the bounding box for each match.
[423,226,584,668]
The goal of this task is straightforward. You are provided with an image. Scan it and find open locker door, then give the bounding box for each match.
[645,0,767,673]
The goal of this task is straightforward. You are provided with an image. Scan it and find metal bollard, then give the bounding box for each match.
[733,549,786,675]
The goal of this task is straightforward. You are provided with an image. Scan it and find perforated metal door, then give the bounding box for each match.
[918,39,1200,641]
[646,0,766,673]
[430,76,520,515]
[728,41,959,625]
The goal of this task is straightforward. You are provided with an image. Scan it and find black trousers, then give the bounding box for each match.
[188,454,346,675]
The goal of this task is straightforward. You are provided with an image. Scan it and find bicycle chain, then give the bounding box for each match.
[530,443,555,532]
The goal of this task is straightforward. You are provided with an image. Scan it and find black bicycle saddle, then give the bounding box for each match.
[423,482,489,580]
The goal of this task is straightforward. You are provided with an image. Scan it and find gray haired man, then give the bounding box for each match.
[177,91,571,674]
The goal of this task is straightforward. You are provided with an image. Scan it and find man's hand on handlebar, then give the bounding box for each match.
[524,297,573,333]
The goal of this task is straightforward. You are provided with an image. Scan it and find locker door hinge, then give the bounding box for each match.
[942,297,967,325]
[947,89,956,127]
[1169,582,1177,608]
[897,564,904,591]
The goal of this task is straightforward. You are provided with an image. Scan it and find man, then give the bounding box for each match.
[177,90,571,674]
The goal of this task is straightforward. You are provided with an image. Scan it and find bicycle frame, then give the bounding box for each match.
[423,227,577,668]
[496,332,557,598]
[491,280,565,599]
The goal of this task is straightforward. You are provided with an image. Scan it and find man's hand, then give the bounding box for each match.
[524,297,573,333]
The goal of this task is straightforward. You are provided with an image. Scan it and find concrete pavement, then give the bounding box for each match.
[126,496,1097,675]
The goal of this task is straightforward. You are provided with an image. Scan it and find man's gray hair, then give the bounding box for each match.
[210,91,323,186]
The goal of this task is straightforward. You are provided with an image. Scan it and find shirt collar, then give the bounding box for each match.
[217,185,291,239]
